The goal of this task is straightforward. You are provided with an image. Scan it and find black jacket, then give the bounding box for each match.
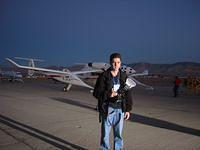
[93,67,133,114]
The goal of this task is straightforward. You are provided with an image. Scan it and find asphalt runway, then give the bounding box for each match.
[0,79,200,150]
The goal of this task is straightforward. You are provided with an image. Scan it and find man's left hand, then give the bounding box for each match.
[124,112,130,120]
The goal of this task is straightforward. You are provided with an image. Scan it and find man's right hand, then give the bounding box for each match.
[109,88,118,98]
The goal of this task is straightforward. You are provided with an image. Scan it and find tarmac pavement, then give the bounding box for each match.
[0,79,200,150]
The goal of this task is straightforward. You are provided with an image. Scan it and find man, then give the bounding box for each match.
[93,53,133,150]
[173,76,181,97]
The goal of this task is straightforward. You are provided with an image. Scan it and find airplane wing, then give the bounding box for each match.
[6,58,101,75]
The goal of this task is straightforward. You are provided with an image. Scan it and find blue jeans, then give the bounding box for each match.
[100,107,124,150]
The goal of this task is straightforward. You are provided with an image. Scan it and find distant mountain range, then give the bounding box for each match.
[129,62,200,76]
[1,62,200,77]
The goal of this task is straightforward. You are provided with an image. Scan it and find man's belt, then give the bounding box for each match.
[109,100,122,108]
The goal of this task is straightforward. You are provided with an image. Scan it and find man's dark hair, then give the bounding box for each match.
[110,53,121,63]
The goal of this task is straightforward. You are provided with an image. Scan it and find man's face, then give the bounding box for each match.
[111,58,121,71]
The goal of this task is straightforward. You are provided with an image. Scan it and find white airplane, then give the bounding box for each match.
[78,62,153,90]
[0,70,23,83]
[6,58,101,92]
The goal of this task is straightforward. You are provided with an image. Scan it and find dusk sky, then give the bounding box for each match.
[0,0,200,66]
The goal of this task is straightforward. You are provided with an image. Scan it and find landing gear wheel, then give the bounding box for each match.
[63,84,71,92]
